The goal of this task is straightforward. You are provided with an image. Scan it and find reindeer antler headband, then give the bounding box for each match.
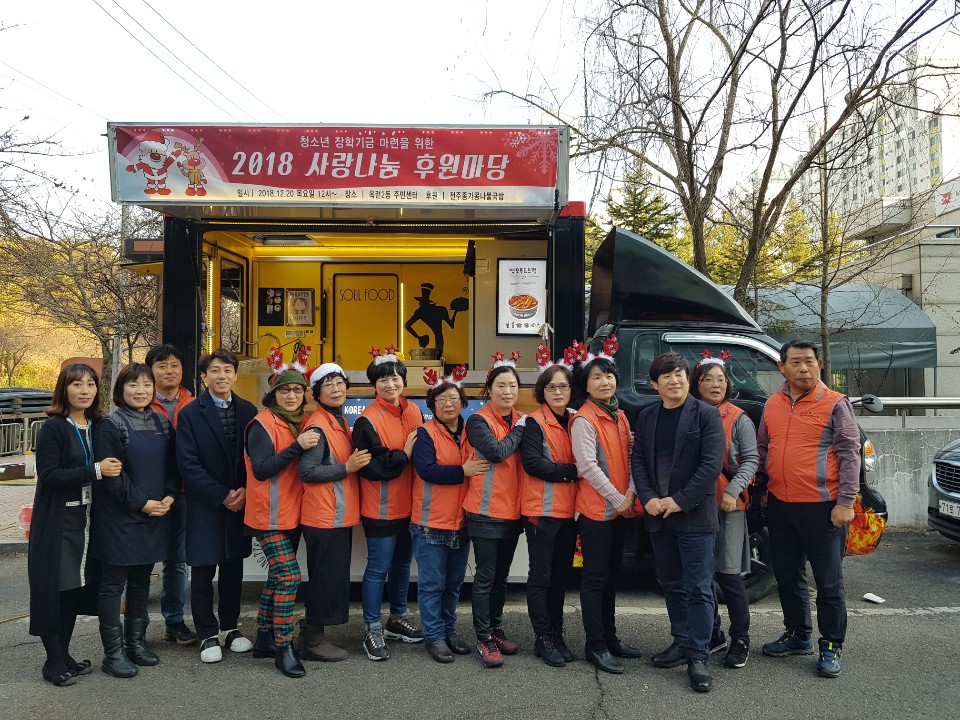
[579,335,618,369]
[535,341,579,374]
[423,365,468,390]
[266,344,312,381]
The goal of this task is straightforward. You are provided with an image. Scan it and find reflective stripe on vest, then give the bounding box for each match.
[762,382,846,503]
[520,405,577,519]
[412,420,472,530]
[572,401,631,522]
[463,404,521,520]
[359,396,422,520]
[716,401,749,511]
[301,407,360,528]
[243,408,303,531]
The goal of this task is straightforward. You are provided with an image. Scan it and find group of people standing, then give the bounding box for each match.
[28,336,860,694]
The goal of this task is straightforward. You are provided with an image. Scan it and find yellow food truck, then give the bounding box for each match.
[108,123,586,580]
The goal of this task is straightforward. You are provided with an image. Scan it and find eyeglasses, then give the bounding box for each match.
[435,396,462,406]
[545,383,570,393]
[699,376,727,386]
[276,385,305,395]
[320,379,346,390]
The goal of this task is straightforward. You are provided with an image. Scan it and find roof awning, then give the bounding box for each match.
[590,228,762,334]
[730,283,937,369]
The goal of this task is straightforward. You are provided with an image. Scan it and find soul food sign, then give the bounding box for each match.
[109,124,563,207]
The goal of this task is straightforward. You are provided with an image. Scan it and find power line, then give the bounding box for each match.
[103,0,257,121]
[0,60,109,120]
[88,0,245,122]
[138,0,288,122]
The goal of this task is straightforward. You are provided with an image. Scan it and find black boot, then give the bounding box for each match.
[124,617,160,666]
[274,644,306,678]
[534,635,566,667]
[253,628,277,658]
[99,626,138,678]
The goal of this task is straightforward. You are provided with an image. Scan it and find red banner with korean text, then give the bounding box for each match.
[109,124,563,207]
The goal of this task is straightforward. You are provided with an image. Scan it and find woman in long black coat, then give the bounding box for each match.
[92,363,179,678]
[29,364,123,686]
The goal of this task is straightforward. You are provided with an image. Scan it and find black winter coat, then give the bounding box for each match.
[631,395,725,534]
[28,415,101,636]
[91,408,180,566]
[175,392,256,567]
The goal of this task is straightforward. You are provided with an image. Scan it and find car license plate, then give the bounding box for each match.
[940,500,960,519]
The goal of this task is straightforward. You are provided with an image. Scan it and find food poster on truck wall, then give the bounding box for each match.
[497,259,547,335]
[110,125,563,207]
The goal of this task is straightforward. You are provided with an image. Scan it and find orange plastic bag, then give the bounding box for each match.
[844,495,885,556]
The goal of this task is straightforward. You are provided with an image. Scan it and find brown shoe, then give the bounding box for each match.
[295,620,348,662]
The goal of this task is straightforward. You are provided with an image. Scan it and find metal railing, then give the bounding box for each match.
[0,416,47,456]
[851,397,960,410]
[0,422,23,456]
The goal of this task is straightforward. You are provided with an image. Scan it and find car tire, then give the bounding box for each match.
[716,526,777,605]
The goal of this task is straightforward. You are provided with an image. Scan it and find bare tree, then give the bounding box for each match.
[489,1,960,306]
[0,314,37,386]
[0,202,161,401]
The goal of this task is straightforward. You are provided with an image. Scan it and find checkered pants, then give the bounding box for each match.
[255,532,302,647]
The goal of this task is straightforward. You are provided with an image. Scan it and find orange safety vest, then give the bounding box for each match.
[244,408,303,531]
[520,405,577,519]
[761,382,852,503]
[716,401,750,511]
[151,387,194,429]
[358,396,422,520]
[412,419,472,531]
[301,406,360,529]
[463,403,522,521]
[572,400,631,522]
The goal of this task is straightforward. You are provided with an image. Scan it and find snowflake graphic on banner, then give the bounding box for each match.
[505,130,556,175]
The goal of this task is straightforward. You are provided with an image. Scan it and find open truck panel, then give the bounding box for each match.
[109,123,585,580]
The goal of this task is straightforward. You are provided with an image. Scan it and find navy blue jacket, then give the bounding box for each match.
[176,391,257,566]
[631,395,725,533]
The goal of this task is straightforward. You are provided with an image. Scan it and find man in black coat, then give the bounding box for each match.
[631,352,725,693]
[175,349,257,664]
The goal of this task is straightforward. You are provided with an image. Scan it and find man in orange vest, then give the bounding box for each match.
[756,340,861,679]
[632,352,725,693]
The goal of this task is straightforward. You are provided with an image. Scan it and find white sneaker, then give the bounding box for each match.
[200,637,222,663]
[224,629,254,653]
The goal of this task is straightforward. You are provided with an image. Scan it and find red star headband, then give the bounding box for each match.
[697,349,733,367]
[369,345,400,366]
[489,349,522,374]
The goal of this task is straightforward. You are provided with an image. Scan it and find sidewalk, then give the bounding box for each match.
[0,454,36,551]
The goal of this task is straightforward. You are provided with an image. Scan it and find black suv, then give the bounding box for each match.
[587,228,885,601]
[929,439,960,542]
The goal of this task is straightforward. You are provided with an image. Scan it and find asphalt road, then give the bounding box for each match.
[1,527,958,720]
